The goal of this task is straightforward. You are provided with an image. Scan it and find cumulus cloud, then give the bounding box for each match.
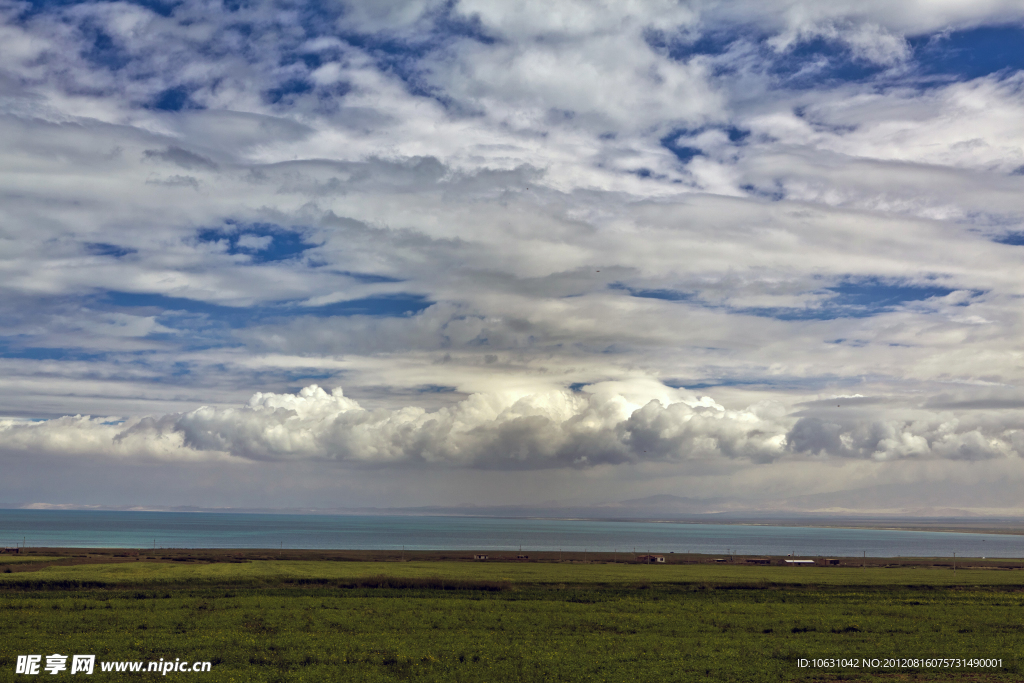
[787,415,1024,461]
[0,384,787,467]
[4,384,1022,472]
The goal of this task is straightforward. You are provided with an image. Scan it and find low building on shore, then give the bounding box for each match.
[473,554,489,561]
[636,554,666,564]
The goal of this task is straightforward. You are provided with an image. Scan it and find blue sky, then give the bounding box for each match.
[1,0,1023,513]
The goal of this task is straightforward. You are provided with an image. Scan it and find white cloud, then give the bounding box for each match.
[700,0,1024,38]
[0,384,783,467]
[788,413,1024,461]
[4,384,1022,474]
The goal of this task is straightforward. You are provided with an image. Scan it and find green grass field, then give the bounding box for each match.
[3,559,1022,682]
[6,558,1024,588]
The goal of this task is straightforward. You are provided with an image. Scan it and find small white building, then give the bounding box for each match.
[784,559,815,566]
[473,554,489,561]
[636,554,666,564]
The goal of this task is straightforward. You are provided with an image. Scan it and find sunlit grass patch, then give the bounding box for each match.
[4,559,1024,589]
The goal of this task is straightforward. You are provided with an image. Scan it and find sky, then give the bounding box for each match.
[1,0,1023,515]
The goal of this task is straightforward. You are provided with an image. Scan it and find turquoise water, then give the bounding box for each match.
[1,509,1021,558]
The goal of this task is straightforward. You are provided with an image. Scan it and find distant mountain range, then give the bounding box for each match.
[19,492,1024,533]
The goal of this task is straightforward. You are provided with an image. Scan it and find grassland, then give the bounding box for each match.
[0,555,64,564]
[7,558,1024,588]
[2,551,1023,682]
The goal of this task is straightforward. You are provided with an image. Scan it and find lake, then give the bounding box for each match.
[1,509,1021,558]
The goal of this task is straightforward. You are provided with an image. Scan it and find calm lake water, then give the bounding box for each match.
[1,509,1022,558]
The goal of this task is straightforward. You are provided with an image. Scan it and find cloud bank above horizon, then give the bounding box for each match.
[1,0,1023,511]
